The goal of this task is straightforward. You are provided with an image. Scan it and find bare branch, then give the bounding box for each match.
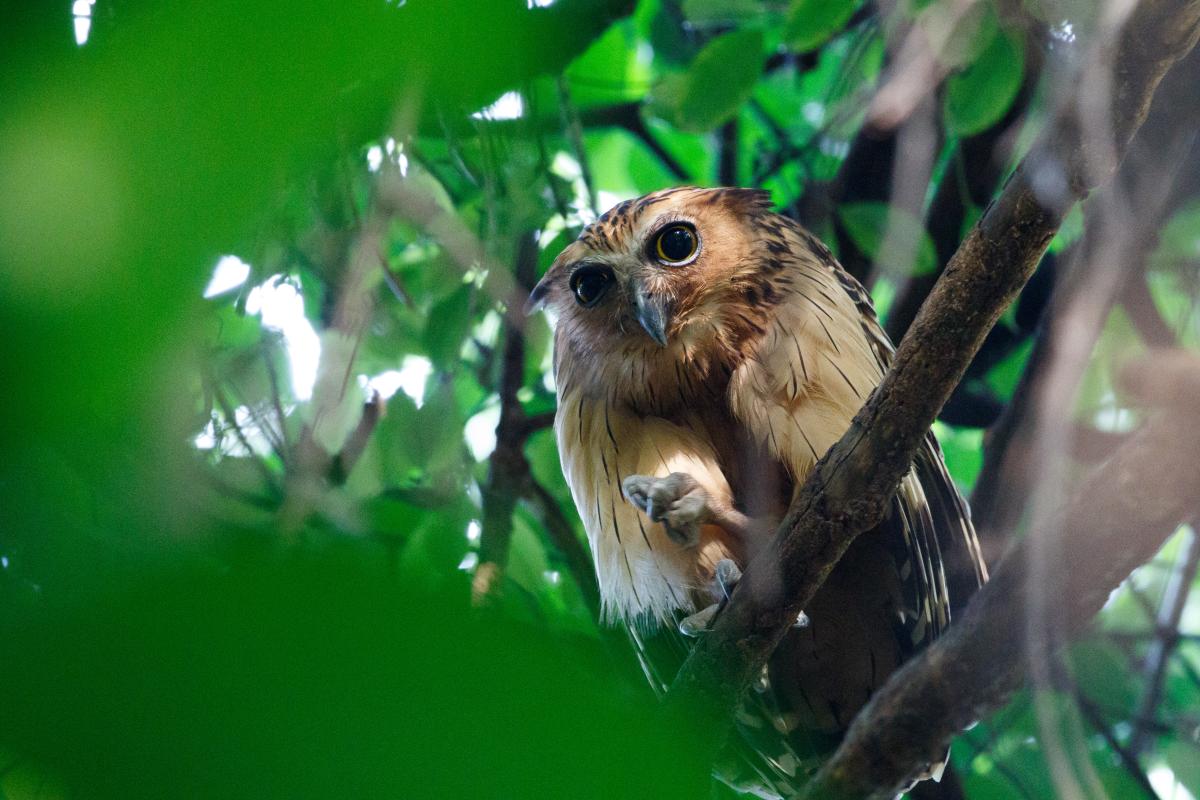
[330,392,385,485]
[664,0,1200,759]
[473,231,539,605]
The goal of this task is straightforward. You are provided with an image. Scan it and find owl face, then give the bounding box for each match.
[528,187,773,360]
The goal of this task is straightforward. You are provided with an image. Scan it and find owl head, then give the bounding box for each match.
[526,187,779,405]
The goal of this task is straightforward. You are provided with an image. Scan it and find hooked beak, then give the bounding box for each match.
[633,286,672,347]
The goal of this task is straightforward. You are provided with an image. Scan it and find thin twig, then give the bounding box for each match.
[1131,526,1200,753]
[1076,695,1159,799]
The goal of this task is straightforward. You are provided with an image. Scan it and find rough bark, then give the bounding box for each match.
[664,0,1200,756]
[800,352,1200,798]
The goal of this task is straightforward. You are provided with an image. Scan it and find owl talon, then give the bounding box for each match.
[714,558,741,598]
[621,472,711,546]
[679,559,743,637]
[679,603,719,637]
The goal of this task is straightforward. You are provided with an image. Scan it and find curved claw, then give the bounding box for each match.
[679,603,719,637]
[715,558,741,599]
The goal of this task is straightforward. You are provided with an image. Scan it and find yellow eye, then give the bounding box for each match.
[653,223,699,265]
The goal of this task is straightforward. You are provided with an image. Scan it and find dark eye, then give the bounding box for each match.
[653,223,699,265]
[570,265,613,308]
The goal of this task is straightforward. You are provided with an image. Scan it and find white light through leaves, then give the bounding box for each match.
[72,0,95,45]
[367,138,409,175]
[203,255,252,297]
[245,276,321,401]
[472,92,524,121]
[357,355,432,407]
[464,402,501,462]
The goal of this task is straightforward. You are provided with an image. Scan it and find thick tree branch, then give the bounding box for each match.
[799,351,1200,798]
[665,0,1200,751]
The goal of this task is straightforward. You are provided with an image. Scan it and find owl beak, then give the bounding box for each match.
[633,286,672,347]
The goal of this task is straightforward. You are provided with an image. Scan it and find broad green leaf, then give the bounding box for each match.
[583,127,683,193]
[566,20,651,106]
[945,25,1025,136]
[836,202,938,276]
[655,28,765,132]
[784,0,858,52]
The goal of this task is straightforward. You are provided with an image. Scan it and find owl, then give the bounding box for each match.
[527,187,987,792]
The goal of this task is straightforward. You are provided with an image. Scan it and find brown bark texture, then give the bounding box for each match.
[800,351,1200,798]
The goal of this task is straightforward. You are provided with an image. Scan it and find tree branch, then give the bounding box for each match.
[664,0,1200,755]
[473,231,539,605]
[970,44,1200,555]
[799,351,1200,798]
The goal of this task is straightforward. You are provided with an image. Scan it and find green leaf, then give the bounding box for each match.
[984,334,1032,400]
[683,0,765,29]
[944,25,1025,136]
[1067,639,1139,716]
[931,422,983,493]
[421,283,473,370]
[655,29,765,132]
[836,202,938,276]
[565,20,651,106]
[784,0,858,52]
[1167,740,1200,797]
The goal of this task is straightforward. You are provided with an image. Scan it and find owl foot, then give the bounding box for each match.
[679,559,741,637]
[678,560,809,636]
[621,472,710,546]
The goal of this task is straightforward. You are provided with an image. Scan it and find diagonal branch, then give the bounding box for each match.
[664,0,1200,756]
[800,351,1200,798]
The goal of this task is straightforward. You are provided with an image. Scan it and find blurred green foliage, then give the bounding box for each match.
[2,0,1199,798]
